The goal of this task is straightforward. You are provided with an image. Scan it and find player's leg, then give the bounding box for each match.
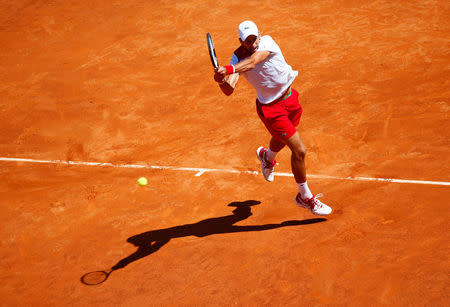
[256,136,285,182]
[284,132,307,184]
[285,132,332,216]
[256,100,283,182]
[268,137,285,159]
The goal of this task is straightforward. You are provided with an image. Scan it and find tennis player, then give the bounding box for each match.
[214,20,332,216]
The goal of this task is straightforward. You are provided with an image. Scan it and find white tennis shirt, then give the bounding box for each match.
[230,35,298,104]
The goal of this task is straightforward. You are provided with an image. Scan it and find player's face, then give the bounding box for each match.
[241,35,260,53]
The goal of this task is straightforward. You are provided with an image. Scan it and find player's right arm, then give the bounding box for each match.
[214,71,239,96]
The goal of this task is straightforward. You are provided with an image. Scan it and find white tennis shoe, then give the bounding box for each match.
[295,193,332,216]
[256,146,276,182]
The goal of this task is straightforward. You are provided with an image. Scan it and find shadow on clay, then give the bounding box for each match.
[81,200,326,285]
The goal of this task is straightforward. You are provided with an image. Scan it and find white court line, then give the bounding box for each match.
[0,156,449,186]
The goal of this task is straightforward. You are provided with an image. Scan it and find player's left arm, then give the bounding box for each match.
[216,50,271,76]
[234,50,271,73]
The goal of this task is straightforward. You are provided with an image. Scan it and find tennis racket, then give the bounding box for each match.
[81,269,113,285]
[206,32,219,68]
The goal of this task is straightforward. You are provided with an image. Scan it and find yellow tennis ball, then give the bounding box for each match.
[137,177,148,186]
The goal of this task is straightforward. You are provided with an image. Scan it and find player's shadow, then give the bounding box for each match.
[110,200,326,272]
[81,200,326,285]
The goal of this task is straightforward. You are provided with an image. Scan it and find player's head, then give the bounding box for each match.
[238,20,260,53]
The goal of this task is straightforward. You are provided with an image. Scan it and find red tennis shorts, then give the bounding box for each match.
[256,88,303,141]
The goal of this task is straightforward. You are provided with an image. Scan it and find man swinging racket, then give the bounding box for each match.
[213,20,332,216]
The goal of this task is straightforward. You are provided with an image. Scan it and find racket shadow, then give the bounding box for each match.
[81,200,326,285]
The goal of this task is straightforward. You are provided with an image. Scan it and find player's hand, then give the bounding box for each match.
[215,66,227,75]
[214,66,226,84]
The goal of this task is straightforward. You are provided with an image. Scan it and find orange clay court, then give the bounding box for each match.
[1,1,449,306]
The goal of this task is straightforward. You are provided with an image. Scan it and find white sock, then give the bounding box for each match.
[297,181,313,199]
[265,148,278,162]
